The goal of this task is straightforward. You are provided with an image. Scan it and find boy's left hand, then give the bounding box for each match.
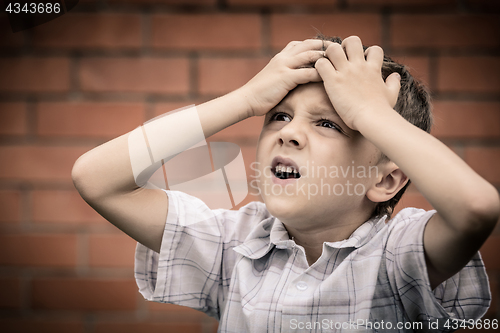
[315,36,401,131]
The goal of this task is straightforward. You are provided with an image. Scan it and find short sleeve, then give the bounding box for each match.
[134,190,225,318]
[386,208,491,331]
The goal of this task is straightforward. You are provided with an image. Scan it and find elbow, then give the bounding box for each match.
[72,154,89,198]
[71,153,101,202]
[461,185,500,235]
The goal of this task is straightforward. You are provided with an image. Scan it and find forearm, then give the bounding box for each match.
[197,88,253,137]
[356,107,500,230]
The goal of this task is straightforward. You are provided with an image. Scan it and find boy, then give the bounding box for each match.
[72,36,499,332]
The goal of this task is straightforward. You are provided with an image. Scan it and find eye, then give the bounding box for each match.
[270,112,292,122]
[318,118,341,132]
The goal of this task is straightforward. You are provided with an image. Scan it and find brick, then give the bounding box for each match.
[393,191,433,215]
[464,147,500,184]
[36,102,145,138]
[148,302,205,315]
[432,101,500,139]
[481,235,500,271]
[32,13,141,49]
[270,14,381,49]
[32,190,107,224]
[241,145,258,180]
[152,14,261,50]
[0,190,21,223]
[0,14,24,48]
[0,319,84,333]
[146,302,212,324]
[391,56,430,86]
[0,57,70,92]
[88,234,136,267]
[166,153,259,207]
[168,143,258,204]
[0,103,28,135]
[32,278,137,311]
[0,234,77,266]
[79,58,189,94]
[0,278,21,308]
[94,322,202,333]
[391,15,500,49]
[198,57,269,95]
[437,56,500,93]
[0,146,89,182]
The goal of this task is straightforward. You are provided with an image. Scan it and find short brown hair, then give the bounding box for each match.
[316,35,433,218]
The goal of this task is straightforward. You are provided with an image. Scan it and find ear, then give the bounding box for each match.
[366,161,409,203]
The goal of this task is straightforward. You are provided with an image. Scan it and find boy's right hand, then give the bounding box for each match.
[240,39,329,117]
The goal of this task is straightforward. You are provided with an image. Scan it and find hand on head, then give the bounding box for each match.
[242,36,400,132]
[240,39,333,118]
[315,36,401,131]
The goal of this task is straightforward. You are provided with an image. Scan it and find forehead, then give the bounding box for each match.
[276,83,336,116]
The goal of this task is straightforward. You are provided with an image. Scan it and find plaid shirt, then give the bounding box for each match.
[135,190,490,332]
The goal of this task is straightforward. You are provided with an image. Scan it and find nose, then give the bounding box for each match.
[277,119,307,149]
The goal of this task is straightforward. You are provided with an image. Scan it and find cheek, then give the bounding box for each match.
[256,130,275,156]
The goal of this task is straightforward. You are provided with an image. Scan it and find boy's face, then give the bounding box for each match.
[255,83,384,230]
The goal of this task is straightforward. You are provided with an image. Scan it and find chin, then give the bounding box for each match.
[263,194,308,221]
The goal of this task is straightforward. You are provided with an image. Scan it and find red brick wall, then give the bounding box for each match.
[0,0,499,332]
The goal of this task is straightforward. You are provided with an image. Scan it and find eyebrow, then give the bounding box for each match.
[309,106,339,117]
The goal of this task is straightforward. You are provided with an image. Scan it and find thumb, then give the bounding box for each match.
[385,72,401,107]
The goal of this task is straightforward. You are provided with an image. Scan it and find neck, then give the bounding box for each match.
[284,210,372,266]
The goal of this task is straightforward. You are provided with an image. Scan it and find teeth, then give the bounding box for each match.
[274,163,300,179]
[276,163,296,173]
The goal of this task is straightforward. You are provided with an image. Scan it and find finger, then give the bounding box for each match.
[341,36,365,62]
[287,50,327,69]
[288,39,333,55]
[324,43,348,71]
[291,67,323,84]
[282,40,301,52]
[385,72,401,107]
[364,45,384,67]
[314,57,337,82]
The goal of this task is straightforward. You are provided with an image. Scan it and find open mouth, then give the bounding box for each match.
[272,163,301,180]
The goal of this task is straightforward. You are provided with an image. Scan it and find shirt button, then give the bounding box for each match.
[296,281,308,291]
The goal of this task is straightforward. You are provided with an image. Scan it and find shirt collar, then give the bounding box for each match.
[232,216,277,259]
[233,214,388,260]
[323,214,388,249]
